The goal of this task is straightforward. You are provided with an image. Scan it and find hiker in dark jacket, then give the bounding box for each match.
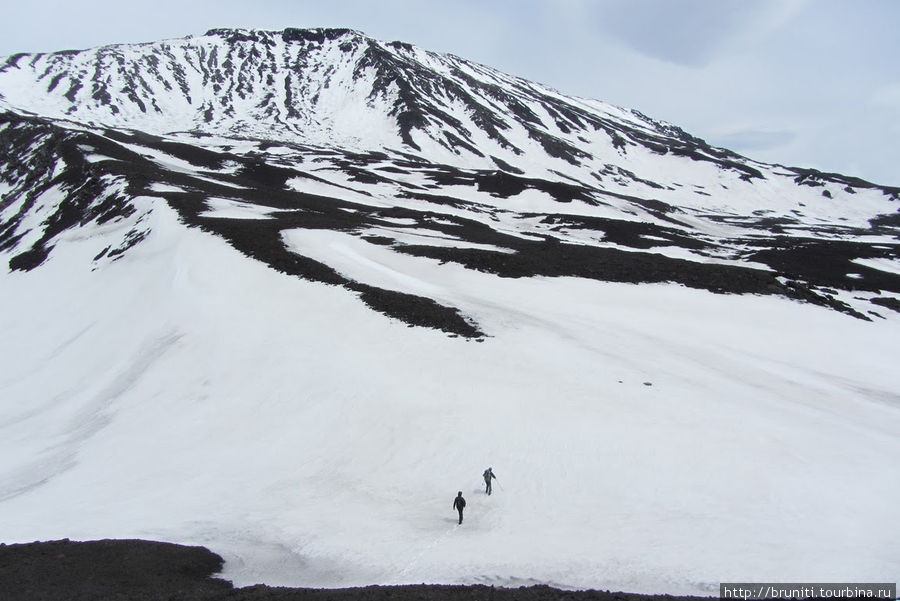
[483,467,497,495]
[452,491,466,524]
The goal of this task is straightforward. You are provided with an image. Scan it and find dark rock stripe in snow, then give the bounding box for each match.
[3,110,898,331]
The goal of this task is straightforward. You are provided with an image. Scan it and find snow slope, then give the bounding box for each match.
[0,27,899,596]
[1,197,898,594]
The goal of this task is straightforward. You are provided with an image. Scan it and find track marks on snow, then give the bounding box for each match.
[0,331,182,502]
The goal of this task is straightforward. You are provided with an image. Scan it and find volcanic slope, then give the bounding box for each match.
[0,28,898,595]
[2,28,899,326]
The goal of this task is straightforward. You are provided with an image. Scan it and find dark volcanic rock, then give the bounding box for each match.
[0,539,230,601]
[0,539,711,601]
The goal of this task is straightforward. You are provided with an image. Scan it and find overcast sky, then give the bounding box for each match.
[1,0,897,186]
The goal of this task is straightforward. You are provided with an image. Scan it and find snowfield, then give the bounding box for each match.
[1,200,898,595]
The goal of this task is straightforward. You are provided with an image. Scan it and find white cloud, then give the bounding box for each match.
[580,0,808,67]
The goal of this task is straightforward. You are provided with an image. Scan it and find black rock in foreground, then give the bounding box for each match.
[0,539,710,601]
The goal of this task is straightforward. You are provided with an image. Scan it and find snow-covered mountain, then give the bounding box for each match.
[2,27,898,326]
[0,28,898,594]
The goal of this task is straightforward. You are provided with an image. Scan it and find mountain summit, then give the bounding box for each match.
[1,28,898,594]
[0,27,770,167]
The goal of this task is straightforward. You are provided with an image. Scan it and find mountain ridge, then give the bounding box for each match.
[0,27,850,179]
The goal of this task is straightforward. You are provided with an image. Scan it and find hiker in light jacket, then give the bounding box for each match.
[483,467,497,495]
